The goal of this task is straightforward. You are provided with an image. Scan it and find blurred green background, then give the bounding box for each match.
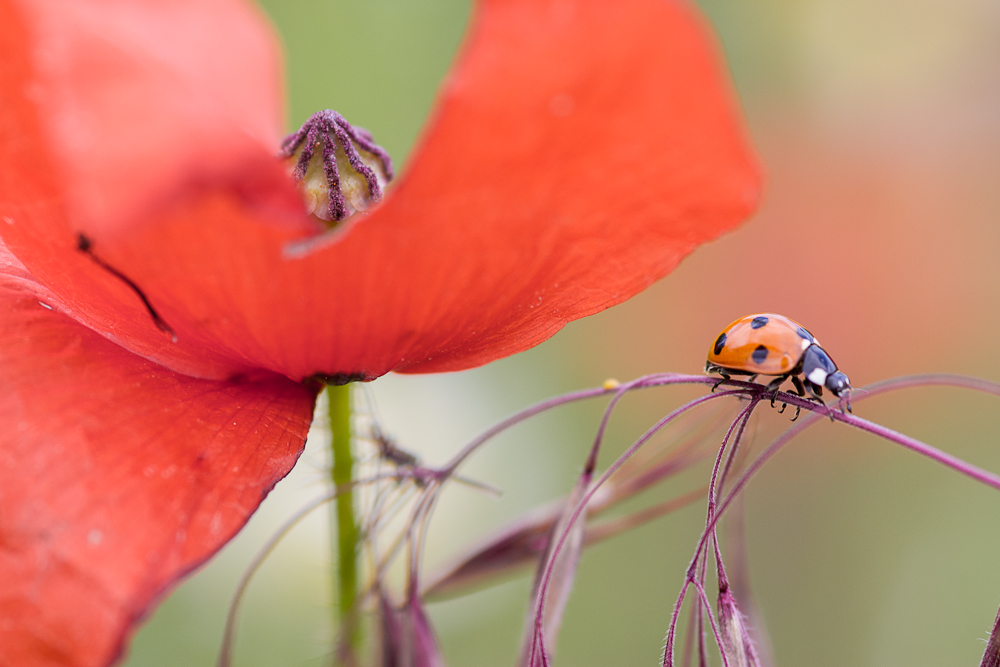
[124,0,1000,665]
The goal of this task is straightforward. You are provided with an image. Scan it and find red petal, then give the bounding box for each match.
[2,0,760,382]
[15,0,292,235]
[0,0,307,380]
[0,263,316,665]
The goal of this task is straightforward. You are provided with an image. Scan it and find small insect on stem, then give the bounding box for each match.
[371,425,420,470]
[705,313,853,419]
[75,232,177,341]
[365,423,500,497]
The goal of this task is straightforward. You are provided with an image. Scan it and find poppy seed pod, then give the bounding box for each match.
[280,110,394,223]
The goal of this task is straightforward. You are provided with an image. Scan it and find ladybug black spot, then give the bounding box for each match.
[752,345,769,365]
[713,333,727,356]
[751,316,769,329]
[796,326,813,341]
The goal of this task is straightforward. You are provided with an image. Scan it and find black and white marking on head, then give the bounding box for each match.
[825,371,851,398]
[752,344,769,365]
[751,316,769,329]
[802,345,837,387]
[713,332,727,356]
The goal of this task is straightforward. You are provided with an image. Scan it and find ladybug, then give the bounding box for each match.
[705,313,852,410]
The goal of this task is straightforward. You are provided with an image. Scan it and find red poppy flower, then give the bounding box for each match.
[0,0,760,664]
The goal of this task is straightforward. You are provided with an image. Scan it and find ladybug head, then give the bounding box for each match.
[802,345,851,399]
[825,370,851,398]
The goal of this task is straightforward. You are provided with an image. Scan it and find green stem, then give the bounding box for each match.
[327,383,360,658]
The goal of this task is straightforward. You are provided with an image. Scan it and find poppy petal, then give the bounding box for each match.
[12,0,293,235]
[0,0,306,381]
[2,0,760,382]
[0,263,316,666]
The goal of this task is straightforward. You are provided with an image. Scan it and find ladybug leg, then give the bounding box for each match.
[765,376,786,407]
[746,374,758,384]
[767,376,805,420]
[836,389,854,414]
[804,380,838,421]
[711,372,731,393]
[780,376,803,420]
[804,380,823,400]
[776,398,801,419]
[765,376,785,393]
[833,394,853,415]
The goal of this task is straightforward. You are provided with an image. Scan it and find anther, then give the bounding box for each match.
[279,110,394,224]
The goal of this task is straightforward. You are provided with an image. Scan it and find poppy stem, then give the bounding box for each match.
[328,384,361,661]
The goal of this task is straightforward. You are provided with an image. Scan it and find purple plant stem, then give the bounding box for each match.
[584,377,653,472]
[613,426,716,501]
[442,373,711,475]
[705,402,758,585]
[713,409,757,591]
[723,492,770,667]
[716,405,757,502]
[665,577,695,667]
[714,379,1000,535]
[525,380,665,663]
[668,401,756,667]
[441,371,1000,666]
[666,372,1000,665]
[693,579,730,667]
[217,465,441,667]
[709,403,757,517]
[665,373,1000,666]
[526,389,743,665]
[981,603,1000,667]
[443,386,610,475]
[409,489,440,587]
[861,373,1000,397]
[377,484,447,667]
[697,576,708,667]
[441,372,1000,665]
[681,601,697,667]
[217,491,336,667]
[717,374,1000,565]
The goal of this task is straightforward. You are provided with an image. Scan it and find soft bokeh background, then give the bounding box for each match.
[124,0,1000,665]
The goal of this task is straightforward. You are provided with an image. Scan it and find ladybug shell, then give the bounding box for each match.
[708,313,816,376]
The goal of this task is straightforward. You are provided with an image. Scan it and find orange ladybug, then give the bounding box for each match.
[706,314,851,407]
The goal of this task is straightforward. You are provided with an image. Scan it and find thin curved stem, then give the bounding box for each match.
[217,492,335,667]
[664,372,1000,665]
[443,374,716,475]
[527,390,742,665]
[218,468,411,667]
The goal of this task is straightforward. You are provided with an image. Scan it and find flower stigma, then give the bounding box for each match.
[279,110,394,224]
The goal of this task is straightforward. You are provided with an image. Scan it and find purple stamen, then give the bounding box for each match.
[279,109,394,222]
